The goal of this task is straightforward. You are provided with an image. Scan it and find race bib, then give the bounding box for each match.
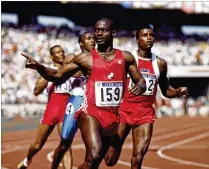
[142,74,157,95]
[95,81,123,107]
[54,80,72,93]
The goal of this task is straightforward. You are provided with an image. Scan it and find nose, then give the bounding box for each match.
[98,30,103,35]
[147,34,153,40]
[91,38,95,43]
[147,35,151,40]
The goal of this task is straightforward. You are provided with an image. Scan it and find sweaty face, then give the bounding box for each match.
[137,29,155,51]
[51,46,65,64]
[95,20,113,45]
[82,33,96,51]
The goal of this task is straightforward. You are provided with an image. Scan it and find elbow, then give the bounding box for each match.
[33,91,39,96]
[46,74,62,83]
[163,91,173,98]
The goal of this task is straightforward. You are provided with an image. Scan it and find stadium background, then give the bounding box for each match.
[1,1,209,169]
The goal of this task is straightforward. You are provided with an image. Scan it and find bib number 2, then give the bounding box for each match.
[143,78,156,95]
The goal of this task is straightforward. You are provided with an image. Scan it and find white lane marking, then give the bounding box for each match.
[2,123,209,169]
[153,125,209,141]
[123,125,209,148]
[125,122,209,139]
[149,144,209,150]
[2,145,29,154]
[47,150,160,169]
[157,132,209,168]
[47,150,77,169]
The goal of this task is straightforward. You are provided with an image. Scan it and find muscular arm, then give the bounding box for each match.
[33,76,48,96]
[37,62,80,84]
[157,57,184,98]
[64,53,84,77]
[122,51,146,94]
[22,52,87,84]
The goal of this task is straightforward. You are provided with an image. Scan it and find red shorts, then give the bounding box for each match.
[75,105,120,136]
[119,101,155,126]
[41,93,69,126]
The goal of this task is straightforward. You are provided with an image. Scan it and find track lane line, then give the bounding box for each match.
[157,132,209,168]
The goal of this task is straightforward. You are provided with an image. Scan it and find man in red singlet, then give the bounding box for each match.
[17,45,71,169]
[21,18,146,169]
[105,25,189,169]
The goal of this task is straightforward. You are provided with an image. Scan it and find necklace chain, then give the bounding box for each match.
[97,49,115,56]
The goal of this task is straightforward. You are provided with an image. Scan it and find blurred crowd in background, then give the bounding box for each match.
[1,24,209,117]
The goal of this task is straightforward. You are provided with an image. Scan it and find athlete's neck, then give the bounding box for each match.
[137,48,152,59]
[81,48,89,53]
[97,44,113,53]
[53,63,62,68]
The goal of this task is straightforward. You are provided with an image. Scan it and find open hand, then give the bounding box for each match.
[128,84,146,95]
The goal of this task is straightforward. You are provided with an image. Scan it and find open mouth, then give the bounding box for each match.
[97,38,104,42]
[91,43,96,47]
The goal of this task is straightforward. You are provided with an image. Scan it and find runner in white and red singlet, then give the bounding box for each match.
[105,25,189,169]
[17,45,72,169]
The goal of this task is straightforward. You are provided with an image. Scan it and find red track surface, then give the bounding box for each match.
[2,116,209,169]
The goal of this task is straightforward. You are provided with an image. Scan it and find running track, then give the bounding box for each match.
[2,116,209,169]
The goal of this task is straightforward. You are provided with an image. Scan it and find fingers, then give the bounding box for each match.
[21,52,33,60]
[22,53,38,70]
[129,86,140,95]
[179,87,189,97]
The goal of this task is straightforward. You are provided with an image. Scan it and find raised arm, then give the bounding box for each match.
[33,76,48,96]
[21,52,80,84]
[157,57,188,98]
[122,51,146,95]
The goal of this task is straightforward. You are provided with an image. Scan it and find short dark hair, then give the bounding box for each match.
[95,17,116,31]
[78,32,88,44]
[136,25,153,39]
[50,45,61,55]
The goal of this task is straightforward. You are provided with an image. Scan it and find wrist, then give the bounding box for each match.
[175,88,181,97]
[37,63,43,70]
[138,83,146,89]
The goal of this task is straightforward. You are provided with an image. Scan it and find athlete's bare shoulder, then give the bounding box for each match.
[156,56,167,72]
[73,52,91,62]
[121,50,135,63]
[64,53,76,64]
[71,52,92,69]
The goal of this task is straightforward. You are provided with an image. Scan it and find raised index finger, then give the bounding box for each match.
[21,52,33,60]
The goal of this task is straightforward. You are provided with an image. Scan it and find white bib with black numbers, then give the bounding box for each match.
[142,54,160,96]
[95,81,123,107]
[142,74,157,95]
[54,80,72,94]
[128,52,160,96]
[44,65,72,94]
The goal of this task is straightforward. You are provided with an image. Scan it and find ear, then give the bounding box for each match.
[112,30,116,36]
[79,41,84,47]
[136,38,139,44]
[50,55,54,61]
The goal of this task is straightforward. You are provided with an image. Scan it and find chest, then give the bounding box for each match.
[137,59,159,95]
